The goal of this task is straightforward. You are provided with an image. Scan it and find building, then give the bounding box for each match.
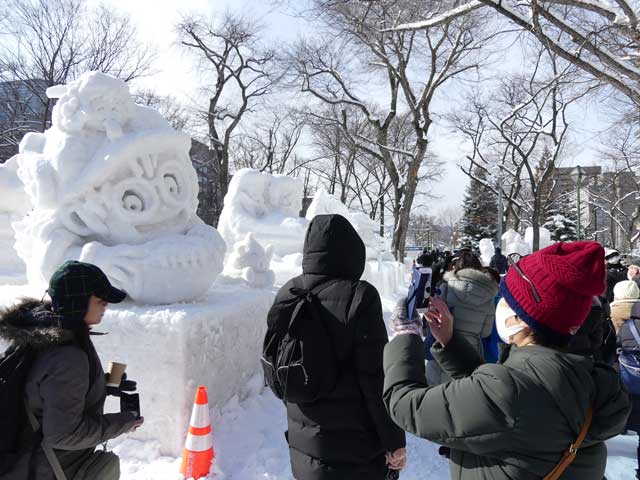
[0,79,49,161]
[550,166,639,249]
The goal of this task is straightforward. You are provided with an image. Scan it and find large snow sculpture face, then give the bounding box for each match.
[15,72,226,304]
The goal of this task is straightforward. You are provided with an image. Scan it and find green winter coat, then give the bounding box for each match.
[383,333,631,480]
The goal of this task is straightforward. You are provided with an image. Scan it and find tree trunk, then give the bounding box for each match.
[379,195,385,237]
[532,197,541,252]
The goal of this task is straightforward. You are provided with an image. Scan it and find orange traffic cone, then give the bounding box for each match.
[181,386,215,479]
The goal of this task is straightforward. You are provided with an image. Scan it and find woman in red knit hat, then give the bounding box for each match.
[384,241,632,480]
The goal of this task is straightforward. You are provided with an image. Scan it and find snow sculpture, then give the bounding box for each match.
[224,233,275,289]
[501,229,520,251]
[14,71,226,304]
[350,212,387,260]
[0,156,30,280]
[218,168,307,257]
[305,187,351,222]
[478,238,495,266]
[525,227,552,251]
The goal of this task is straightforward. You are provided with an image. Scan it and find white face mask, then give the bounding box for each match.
[495,299,526,344]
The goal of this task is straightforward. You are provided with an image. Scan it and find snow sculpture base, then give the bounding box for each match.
[0,284,274,457]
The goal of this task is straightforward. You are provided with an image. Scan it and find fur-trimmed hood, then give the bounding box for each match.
[0,298,74,349]
[443,268,499,306]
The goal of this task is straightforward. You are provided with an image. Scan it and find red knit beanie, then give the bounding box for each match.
[500,241,605,342]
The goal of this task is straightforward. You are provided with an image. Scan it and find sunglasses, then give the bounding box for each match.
[512,262,541,303]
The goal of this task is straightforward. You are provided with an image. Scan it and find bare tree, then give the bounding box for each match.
[177,13,282,224]
[588,124,640,250]
[395,0,640,105]
[0,0,155,158]
[453,43,593,250]
[233,112,305,174]
[292,0,486,260]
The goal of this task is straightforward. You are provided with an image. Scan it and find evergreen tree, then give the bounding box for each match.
[543,202,578,242]
[459,168,498,247]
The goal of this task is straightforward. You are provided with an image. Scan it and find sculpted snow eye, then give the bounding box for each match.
[163,174,179,195]
[122,191,145,212]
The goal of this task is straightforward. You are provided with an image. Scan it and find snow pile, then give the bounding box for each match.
[217,169,307,258]
[524,227,552,250]
[306,188,388,260]
[478,238,494,266]
[305,187,351,221]
[502,229,531,256]
[221,233,275,289]
[14,71,226,304]
[0,156,29,283]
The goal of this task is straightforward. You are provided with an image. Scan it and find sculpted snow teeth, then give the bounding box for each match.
[14,71,226,304]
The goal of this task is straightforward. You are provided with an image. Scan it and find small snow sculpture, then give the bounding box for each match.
[479,238,495,267]
[217,169,308,257]
[305,187,351,222]
[14,71,226,304]
[0,156,30,279]
[524,227,552,251]
[224,233,275,289]
[501,229,519,251]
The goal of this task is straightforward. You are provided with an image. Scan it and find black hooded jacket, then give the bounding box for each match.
[269,214,405,479]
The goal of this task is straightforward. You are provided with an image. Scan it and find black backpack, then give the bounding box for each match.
[261,279,340,404]
[0,344,35,474]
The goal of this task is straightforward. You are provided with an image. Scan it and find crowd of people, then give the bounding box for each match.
[1,212,638,480]
[266,215,637,480]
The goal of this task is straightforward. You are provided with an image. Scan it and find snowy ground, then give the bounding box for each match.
[114,294,639,480]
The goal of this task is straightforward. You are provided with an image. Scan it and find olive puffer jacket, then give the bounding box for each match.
[0,300,137,480]
[384,333,631,480]
[427,268,498,385]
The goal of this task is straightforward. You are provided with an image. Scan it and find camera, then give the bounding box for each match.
[106,373,141,419]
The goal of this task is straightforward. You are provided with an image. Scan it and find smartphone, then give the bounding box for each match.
[120,392,141,419]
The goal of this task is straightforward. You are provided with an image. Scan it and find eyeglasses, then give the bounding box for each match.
[512,262,541,303]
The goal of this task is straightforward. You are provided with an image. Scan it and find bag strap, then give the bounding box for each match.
[628,319,640,347]
[24,399,68,480]
[543,407,594,480]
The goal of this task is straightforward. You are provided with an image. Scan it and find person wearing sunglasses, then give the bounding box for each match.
[384,241,631,480]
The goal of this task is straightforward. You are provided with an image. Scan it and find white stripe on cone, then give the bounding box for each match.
[185,432,213,452]
[189,404,211,429]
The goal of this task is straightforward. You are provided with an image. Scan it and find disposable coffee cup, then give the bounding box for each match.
[106,362,127,387]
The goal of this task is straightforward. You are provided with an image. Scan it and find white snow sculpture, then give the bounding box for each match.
[478,238,495,267]
[305,187,351,222]
[218,168,308,257]
[0,156,30,280]
[14,71,226,304]
[501,229,519,251]
[350,212,386,260]
[524,227,552,251]
[224,233,275,289]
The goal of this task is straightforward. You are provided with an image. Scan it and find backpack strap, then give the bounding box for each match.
[543,406,594,480]
[628,319,640,347]
[24,399,67,480]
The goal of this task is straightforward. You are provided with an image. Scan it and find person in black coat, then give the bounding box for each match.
[605,249,628,303]
[268,214,406,480]
[489,247,508,275]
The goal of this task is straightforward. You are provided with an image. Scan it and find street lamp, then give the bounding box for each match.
[570,166,586,240]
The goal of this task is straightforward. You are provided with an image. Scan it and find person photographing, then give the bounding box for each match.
[384,241,631,479]
[0,261,143,480]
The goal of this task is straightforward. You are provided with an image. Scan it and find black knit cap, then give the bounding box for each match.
[48,261,126,328]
